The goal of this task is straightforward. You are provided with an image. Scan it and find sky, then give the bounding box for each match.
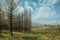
[18,0,60,25]
[0,0,60,25]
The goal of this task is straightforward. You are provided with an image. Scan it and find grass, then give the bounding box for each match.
[0,26,60,40]
[0,30,47,40]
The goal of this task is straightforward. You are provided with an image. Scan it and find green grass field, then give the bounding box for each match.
[0,26,60,40]
[0,30,46,40]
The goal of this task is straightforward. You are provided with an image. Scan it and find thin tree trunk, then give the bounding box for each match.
[10,0,13,36]
[19,14,20,32]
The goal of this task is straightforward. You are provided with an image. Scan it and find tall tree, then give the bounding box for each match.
[19,13,21,32]
[20,12,24,32]
[0,8,2,37]
[27,9,31,32]
[0,0,4,36]
[0,7,5,37]
[24,8,27,32]
[5,0,18,36]
[23,7,32,32]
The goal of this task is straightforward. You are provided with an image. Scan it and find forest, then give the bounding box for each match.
[0,0,60,40]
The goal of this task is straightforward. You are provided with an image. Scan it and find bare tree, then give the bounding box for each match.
[19,14,21,32]
[23,8,27,32]
[0,8,2,37]
[21,13,24,32]
[18,12,24,32]
[0,0,5,36]
[5,0,18,36]
[0,8,5,37]
[20,12,24,32]
[27,9,31,32]
[0,9,2,24]
[23,8,31,32]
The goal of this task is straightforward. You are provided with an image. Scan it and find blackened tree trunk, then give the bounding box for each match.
[10,11,13,36]
[10,0,13,36]
[0,9,2,37]
[19,14,20,32]
[21,13,23,32]
[5,0,18,36]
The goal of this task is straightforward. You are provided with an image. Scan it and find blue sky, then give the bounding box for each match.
[0,0,60,24]
[18,0,60,24]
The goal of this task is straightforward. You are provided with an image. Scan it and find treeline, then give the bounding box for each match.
[0,0,31,36]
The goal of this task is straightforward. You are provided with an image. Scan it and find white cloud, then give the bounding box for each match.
[14,5,24,14]
[24,1,29,7]
[14,1,33,14]
[26,6,33,12]
[19,7,24,13]
[32,0,58,24]
[47,0,58,4]
[24,1,33,12]
[32,2,37,7]
[13,1,33,15]
[32,6,56,22]
[38,0,58,7]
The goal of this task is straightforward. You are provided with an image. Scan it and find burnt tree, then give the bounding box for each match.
[5,0,18,36]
